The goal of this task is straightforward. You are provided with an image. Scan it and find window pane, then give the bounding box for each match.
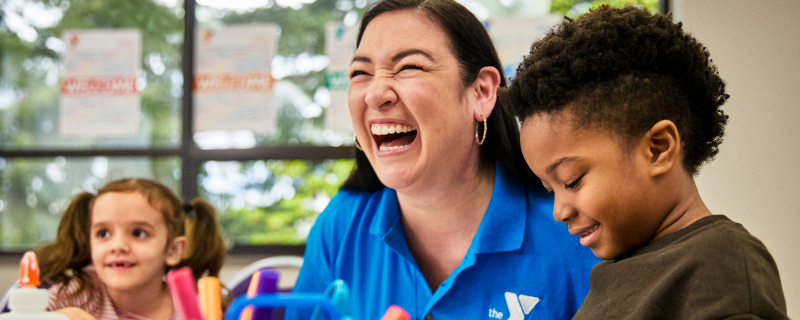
[189,0,658,150]
[191,1,369,149]
[199,159,355,245]
[0,0,183,149]
[0,156,181,251]
[0,0,661,252]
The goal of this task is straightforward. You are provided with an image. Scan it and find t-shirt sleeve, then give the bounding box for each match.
[735,227,789,319]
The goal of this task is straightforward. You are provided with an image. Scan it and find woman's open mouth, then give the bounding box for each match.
[371,124,417,152]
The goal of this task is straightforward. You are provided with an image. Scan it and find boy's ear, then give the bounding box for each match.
[472,66,501,121]
[165,236,187,267]
[641,120,681,177]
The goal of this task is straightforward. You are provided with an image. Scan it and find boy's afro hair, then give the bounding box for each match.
[500,5,729,174]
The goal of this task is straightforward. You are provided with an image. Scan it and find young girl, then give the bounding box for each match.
[36,178,227,320]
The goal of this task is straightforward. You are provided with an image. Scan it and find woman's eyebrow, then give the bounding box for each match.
[351,55,371,65]
[350,49,434,65]
[391,49,433,63]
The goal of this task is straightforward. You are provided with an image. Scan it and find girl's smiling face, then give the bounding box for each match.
[520,112,667,260]
[348,10,482,191]
[90,192,184,294]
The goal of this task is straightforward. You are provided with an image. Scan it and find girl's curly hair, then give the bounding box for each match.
[500,5,729,174]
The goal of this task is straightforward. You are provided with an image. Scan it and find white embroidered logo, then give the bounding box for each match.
[503,292,539,320]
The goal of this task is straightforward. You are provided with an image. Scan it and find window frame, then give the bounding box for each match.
[0,0,669,255]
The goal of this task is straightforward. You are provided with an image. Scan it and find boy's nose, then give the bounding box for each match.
[552,196,577,223]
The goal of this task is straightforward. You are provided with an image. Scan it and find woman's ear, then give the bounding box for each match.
[165,236,187,267]
[472,66,501,120]
[641,120,682,177]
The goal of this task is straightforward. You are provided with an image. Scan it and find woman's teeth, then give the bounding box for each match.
[370,124,417,151]
[371,124,415,135]
[379,145,406,151]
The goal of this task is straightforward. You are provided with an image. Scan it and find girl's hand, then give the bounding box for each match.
[54,307,98,320]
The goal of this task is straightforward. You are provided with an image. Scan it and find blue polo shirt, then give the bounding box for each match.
[287,164,599,320]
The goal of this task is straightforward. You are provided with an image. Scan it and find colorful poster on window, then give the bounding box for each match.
[59,29,141,137]
[485,15,562,80]
[194,24,279,134]
[323,22,359,133]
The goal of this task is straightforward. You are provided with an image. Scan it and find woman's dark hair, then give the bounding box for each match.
[499,5,729,175]
[341,0,538,192]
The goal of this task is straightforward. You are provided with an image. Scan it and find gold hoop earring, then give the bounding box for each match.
[475,116,487,145]
[354,133,363,151]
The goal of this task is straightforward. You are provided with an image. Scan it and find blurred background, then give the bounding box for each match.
[0,0,658,255]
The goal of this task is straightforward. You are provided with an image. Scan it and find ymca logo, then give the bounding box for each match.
[488,292,540,319]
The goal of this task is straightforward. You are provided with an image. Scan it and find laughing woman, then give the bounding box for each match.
[287,0,599,319]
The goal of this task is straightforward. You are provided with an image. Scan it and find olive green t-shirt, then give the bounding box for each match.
[573,215,788,320]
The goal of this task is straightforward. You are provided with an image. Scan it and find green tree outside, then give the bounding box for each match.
[0,0,660,249]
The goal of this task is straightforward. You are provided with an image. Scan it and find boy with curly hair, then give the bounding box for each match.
[499,5,788,319]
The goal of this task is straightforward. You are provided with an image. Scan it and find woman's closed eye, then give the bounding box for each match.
[399,64,423,72]
[350,70,370,78]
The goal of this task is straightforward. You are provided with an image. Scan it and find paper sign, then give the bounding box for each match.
[59,29,141,137]
[323,22,359,133]
[194,24,279,134]
[326,22,361,72]
[486,15,562,80]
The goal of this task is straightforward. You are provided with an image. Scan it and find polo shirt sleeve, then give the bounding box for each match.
[285,190,363,319]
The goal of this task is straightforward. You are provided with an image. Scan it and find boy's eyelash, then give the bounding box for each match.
[565,174,585,189]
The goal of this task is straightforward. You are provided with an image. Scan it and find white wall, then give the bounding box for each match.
[676,0,800,316]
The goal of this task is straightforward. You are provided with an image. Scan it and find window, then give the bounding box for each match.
[0,0,662,253]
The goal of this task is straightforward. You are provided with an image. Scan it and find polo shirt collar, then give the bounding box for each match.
[368,188,417,265]
[369,187,400,237]
[471,162,526,254]
[368,163,526,254]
